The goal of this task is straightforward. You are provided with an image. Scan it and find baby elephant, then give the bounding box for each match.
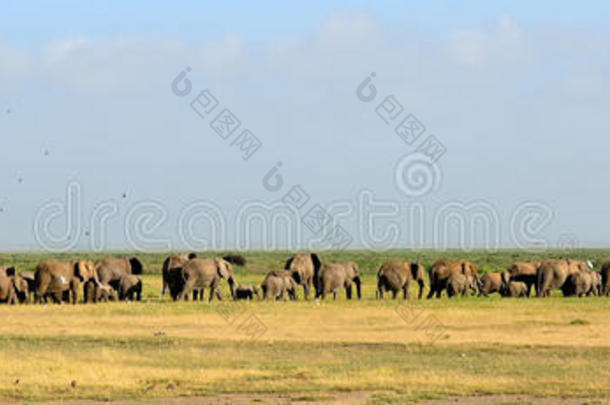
[261,270,298,301]
[501,280,528,298]
[446,274,473,298]
[118,274,142,301]
[234,285,260,300]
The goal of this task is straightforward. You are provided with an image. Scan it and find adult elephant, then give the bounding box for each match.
[161,253,197,296]
[602,262,610,296]
[34,260,103,304]
[561,271,594,297]
[95,257,143,286]
[479,272,502,297]
[377,261,425,300]
[317,262,361,300]
[504,262,540,297]
[284,253,322,300]
[261,270,299,301]
[0,273,17,304]
[536,259,591,297]
[170,258,236,302]
[427,260,479,299]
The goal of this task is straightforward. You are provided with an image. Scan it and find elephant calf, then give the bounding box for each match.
[478,272,502,297]
[317,262,361,300]
[234,285,260,300]
[561,271,595,297]
[446,274,473,298]
[501,281,528,297]
[118,274,142,301]
[261,270,298,301]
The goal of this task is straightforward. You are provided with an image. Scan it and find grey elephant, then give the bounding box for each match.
[561,271,595,297]
[116,274,142,301]
[446,274,473,298]
[316,262,362,300]
[161,253,196,296]
[505,262,540,297]
[261,270,299,301]
[601,262,610,296]
[284,253,322,300]
[34,260,108,304]
[501,280,528,297]
[590,271,602,296]
[536,259,591,297]
[428,260,479,299]
[0,273,17,304]
[169,258,235,302]
[376,261,424,300]
[478,272,502,297]
[234,285,260,300]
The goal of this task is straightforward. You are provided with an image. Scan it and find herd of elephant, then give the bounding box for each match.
[0,252,609,305]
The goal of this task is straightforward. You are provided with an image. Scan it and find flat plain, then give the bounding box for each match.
[0,249,609,403]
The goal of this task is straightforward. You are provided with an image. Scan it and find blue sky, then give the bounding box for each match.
[1,1,609,251]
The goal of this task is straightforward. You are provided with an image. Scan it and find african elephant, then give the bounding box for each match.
[504,262,540,297]
[161,253,197,296]
[501,280,528,297]
[446,274,473,298]
[261,270,299,301]
[536,259,591,297]
[0,274,17,304]
[34,260,102,304]
[284,253,322,300]
[427,260,479,299]
[16,271,36,303]
[116,274,142,301]
[478,272,502,297]
[561,271,595,297]
[601,262,610,296]
[376,261,425,300]
[170,258,235,302]
[316,262,361,300]
[234,285,260,300]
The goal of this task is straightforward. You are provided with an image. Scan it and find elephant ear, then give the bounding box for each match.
[5,267,15,277]
[188,252,197,260]
[290,270,301,285]
[129,257,143,275]
[284,256,295,270]
[310,253,322,272]
[73,262,84,281]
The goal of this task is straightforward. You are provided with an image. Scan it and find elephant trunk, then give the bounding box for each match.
[354,276,362,300]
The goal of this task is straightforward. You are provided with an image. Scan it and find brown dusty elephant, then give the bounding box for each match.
[590,271,602,296]
[94,257,143,300]
[161,253,197,296]
[0,274,17,304]
[169,258,235,302]
[446,274,474,298]
[536,259,591,297]
[284,253,322,300]
[601,262,610,296]
[427,260,479,299]
[234,285,260,300]
[16,271,36,303]
[316,262,362,300]
[561,271,596,297]
[501,280,528,297]
[116,274,142,301]
[504,262,540,297]
[478,272,503,297]
[376,261,425,300]
[34,260,104,304]
[261,270,299,301]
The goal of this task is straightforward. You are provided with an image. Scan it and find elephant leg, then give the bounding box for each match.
[303,281,311,301]
[426,285,435,299]
[345,284,352,300]
[436,288,442,299]
[392,290,397,299]
[417,280,424,300]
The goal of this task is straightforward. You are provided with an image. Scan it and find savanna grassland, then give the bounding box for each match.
[0,250,609,403]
